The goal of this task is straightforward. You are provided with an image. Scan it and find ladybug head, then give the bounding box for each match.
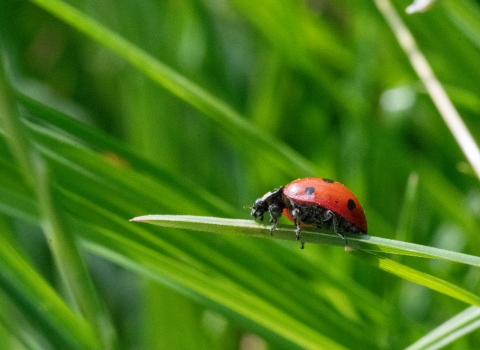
[251,198,268,220]
[250,187,285,221]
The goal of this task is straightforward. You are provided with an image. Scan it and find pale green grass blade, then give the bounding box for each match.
[130,215,480,268]
[406,306,480,350]
[348,249,480,306]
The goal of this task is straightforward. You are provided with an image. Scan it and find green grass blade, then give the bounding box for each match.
[130,215,480,268]
[395,172,419,243]
[0,52,35,188]
[33,156,117,349]
[348,249,480,306]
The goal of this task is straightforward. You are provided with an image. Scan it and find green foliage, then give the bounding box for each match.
[1,0,480,348]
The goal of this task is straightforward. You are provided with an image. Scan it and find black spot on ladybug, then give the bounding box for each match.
[322,178,334,183]
[305,187,315,195]
[347,199,356,210]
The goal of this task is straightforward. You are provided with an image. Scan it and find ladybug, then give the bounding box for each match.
[251,178,367,247]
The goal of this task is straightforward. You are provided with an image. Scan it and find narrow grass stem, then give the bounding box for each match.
[375,0,480,180]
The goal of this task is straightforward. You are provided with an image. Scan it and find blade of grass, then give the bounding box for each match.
[406,306,480,350]
[375,0,480,180]
[34,156,118,349]
[130,215,480,268]
[395,172,419,243]
[0,53,34,188]
[347,249,480,306]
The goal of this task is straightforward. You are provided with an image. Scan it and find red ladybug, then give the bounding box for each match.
[251,178,367,247]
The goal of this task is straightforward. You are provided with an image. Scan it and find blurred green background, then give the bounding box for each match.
[1,0,480,348]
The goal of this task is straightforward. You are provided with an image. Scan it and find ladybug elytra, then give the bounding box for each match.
[251,178,367,248]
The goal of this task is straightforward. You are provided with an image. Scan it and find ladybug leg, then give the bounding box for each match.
[294,217,306,248]
[319,209,333,229]
[268,204,282,235]
[331,214,348,245]
[291,208,302,240]
[269,219,279,235]
[289,205,304,248]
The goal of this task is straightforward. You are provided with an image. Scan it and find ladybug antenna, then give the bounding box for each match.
[243,205,252,210]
